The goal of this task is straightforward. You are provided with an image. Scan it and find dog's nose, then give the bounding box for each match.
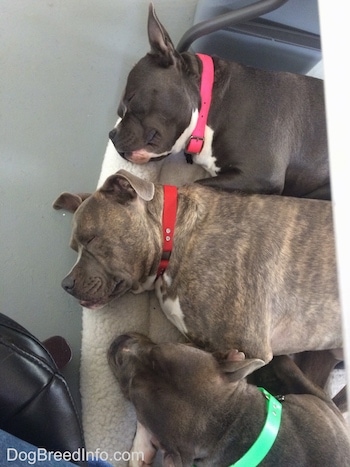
[61,276,75,293]
[109,128,117,141]
[108,334,135,368]
[113,334,134,353]
[110,333,149,359]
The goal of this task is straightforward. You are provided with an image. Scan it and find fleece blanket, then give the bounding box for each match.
[80,135,209,466]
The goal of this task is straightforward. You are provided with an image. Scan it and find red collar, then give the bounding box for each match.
[185,54,214,160]
[157,185,178,277]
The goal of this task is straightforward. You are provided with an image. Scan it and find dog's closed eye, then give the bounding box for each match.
[146,129,157,145]
[82,236,96,246]
[118,92,136,118]
[117,103,127,118]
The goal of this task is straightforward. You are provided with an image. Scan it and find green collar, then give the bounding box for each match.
[232,387,282,467]
[193,387,282,467]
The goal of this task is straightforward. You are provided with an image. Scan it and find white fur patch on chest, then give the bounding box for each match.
[132,274,157,294]
[172,111,220,177]
[171,109,198,154]
[129,421,156,467]
[192,125,219,176]
[160,295,188,335]
[113,111,219,177]
[155,274,188,335]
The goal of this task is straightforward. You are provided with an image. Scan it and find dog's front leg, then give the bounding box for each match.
[129,421,157,467]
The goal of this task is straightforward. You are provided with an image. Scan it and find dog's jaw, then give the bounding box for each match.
[113,109,199,164]
[79,300,106,310]
[126,148,171,164]
[78,277,127,310]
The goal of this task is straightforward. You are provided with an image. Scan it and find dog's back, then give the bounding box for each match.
[162,185,340,359]
[207,57,329,198]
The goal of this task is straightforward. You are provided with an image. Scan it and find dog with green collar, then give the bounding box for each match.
[109,333,350,467]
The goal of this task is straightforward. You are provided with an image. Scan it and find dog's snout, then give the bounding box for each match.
[108,334,136,370]
[109,128,117,141]
[108,127,131,160]
[113,334,134,353]
[109,332,153,366]
[109,129,128,159]
[61,275,75,293]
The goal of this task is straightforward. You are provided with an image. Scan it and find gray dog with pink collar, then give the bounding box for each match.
[108,4,330,199]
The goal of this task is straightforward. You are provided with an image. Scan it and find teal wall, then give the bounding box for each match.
[0,0,197,408]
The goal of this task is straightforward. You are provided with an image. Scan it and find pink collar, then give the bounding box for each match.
[185,54,215,160]
[157,185,178,277]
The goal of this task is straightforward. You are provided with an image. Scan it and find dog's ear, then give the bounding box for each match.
[52,192,91,213]
[147,3,181,67]
[218,350,265,381]
[100,169,155,203]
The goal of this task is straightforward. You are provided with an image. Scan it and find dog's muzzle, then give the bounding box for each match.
[61,275,75,294]
[109,128,117,141]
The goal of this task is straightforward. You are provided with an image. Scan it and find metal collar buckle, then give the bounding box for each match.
[185,135,205,156]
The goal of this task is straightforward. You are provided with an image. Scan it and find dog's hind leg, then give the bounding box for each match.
[332,386,348,413]
[302,182,331,200]
[293,350,340,388]
[293,349,347,412]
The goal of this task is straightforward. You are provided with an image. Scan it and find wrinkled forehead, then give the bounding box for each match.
[72,196,97,227]
[70,195,106,241]
[124,56,182,99]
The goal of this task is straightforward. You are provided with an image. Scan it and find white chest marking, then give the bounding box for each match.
[192,125,219,176]
[155,277,188,335]
[132,274,157,294]
[162,295,188,335]
[171,109,198,153]
[129,421,156,467]
[172,111,220,176]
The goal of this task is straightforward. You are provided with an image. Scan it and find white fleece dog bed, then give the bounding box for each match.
[80,136,209,466]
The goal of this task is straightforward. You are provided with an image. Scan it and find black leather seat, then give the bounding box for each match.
[0,313,86,466]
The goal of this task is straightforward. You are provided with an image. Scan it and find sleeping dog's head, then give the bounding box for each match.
[108,332,263,466]
[108,334,349,467]
[108,4,200,164]
[53,170,159,310]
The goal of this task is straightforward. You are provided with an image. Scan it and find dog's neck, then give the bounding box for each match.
[156,185,178,277]
[184,54,214,162]
[205,384,277,466]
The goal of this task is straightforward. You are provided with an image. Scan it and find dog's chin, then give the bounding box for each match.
[79,279,128,310]
[127,149,170,164]
[126,149,152,164]
[150,153,170,162]
[79,300,107,310]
